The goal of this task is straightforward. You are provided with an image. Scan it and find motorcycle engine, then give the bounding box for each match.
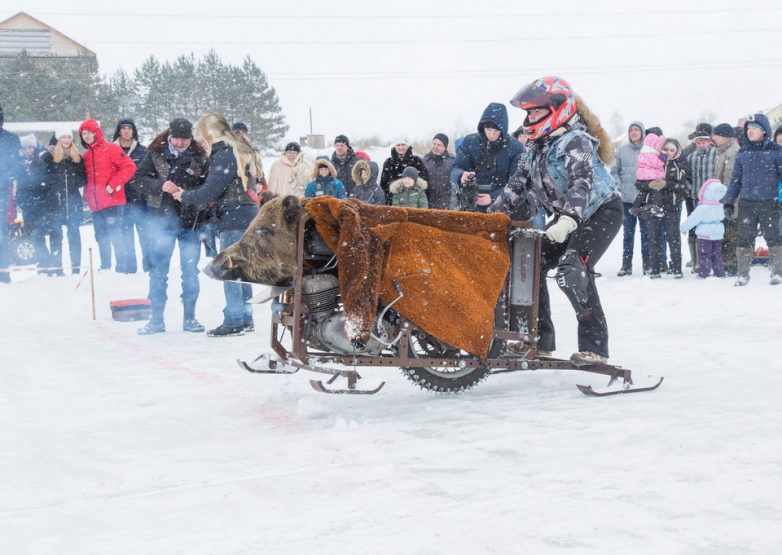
[301,274,389,355]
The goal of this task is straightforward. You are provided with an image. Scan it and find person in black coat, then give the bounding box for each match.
[379,138,429,205]
[450,102,525,212]
[422,133,455,210]
[636,138,689,278]
[135,119,210,335]
[173,113,261,337]
[113,117,150,273]
[330,135,359,196]
[18,134,63,275]
[41,129,86,274]
[0,103,23,283]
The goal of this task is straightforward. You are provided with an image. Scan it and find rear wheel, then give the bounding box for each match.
[11,236,36,266]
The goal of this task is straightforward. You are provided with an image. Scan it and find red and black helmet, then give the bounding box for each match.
[510,76,577,140]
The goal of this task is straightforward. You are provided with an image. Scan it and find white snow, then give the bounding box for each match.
[2,232,782,554]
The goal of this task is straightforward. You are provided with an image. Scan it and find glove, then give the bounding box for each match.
[545,215,578,243]
[723,204,735,221]
[649,179,666,191]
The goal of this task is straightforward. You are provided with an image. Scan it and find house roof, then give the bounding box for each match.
[0,11,96,58]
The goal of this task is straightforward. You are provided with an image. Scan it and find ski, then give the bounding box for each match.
[577,376,663,397]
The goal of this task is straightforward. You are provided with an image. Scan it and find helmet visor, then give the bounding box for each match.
[510,81,553,110]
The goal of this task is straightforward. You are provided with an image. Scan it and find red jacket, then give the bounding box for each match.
[78,119,136,212]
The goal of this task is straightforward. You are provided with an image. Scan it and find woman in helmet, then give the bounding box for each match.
[477,77,622,365]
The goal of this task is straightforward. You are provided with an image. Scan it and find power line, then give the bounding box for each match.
[80,26,782,47]
[23,7,782,19]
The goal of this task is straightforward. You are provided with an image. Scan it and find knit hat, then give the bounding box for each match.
[688,122,713,140]
[232,122,249,134]
[402,166,419,180]
[512,125,525,140]
[391,136,409,146]
[20,134,37,149]
[354,150,370,160]
[54,127,73,139]
[645,126,663,136]
[433,133,449,148]
[334,134,350,146]
[169,118,193,139]
[712,123,735,138]
[747,122,766,135]
[284,141,301,153]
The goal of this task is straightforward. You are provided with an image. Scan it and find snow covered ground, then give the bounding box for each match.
[2,229,782,555]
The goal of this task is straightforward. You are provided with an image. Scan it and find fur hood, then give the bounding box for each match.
[351,159,378,186]
[389,176,428,194]
[574,94,615,166]
[147,129,207,157]
[312,158,337,179]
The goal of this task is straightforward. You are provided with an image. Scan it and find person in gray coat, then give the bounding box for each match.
[612,121,650,276]
[422,133,455,210]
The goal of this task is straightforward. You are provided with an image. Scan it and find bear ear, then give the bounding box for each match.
[281,195,304,228]
[259,191,277,207]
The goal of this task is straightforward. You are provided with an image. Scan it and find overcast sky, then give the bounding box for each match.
[3,0,782,145]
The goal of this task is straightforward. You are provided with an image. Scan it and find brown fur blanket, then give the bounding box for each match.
[303,198,511,357]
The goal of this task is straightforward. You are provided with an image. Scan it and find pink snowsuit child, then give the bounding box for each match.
[633,132,667,217]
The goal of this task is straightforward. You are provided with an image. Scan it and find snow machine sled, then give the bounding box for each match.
[238,211,663,396]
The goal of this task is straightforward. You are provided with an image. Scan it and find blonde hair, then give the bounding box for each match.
[194,113,264,188]
[52,138,81,164]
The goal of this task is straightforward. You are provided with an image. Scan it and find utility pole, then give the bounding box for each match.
[309,107,313,134]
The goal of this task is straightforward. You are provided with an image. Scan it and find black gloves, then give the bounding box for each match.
[723,204,735,221]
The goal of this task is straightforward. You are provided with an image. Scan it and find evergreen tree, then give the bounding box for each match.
[2,50,288,147]
[0,51,99,121]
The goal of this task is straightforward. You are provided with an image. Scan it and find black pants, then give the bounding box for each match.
[647,203,682,274]
[538,196,623,358]
[736,199,781,248]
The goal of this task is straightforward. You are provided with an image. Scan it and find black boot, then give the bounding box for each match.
[616,258,632,277]
[642,256,650,276]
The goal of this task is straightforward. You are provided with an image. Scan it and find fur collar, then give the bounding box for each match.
[389,177,428,194]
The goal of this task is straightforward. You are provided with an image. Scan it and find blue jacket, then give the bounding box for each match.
[450,102,524,200]
[179,141,258,232]
[0,128,22,203]
[680,179,726,240]
[723,113,782,204]
[305,176,347,199]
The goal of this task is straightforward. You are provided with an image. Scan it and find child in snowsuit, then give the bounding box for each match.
[304,157,347,199]
[390,166,428,209]
[633,131,668,218]
[680,178,727,278]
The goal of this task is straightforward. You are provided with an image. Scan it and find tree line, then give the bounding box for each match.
[0,50,288,148]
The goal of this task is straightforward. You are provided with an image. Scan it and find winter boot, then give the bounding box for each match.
[207,323,245,337]
[688,236,698,273]
[616,258,632,277]
[768,246,782,285]
[570,351,608,365]
[138,319,166,335]
[642,255,650,276]
[183,318,205,332]
[182,300,204,332]
[734,247,753,287]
